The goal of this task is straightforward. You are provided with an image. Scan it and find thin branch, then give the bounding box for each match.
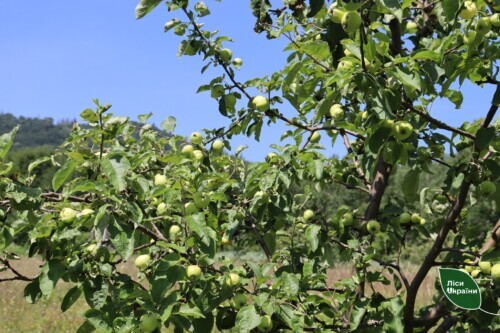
[440,247,480,258]
[340,130,371,189]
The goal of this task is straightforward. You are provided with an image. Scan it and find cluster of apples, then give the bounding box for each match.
[398,212,426,226]
[59,207,94,223]
[178,131,225,162]
[460,259,500,283]
[328,3,362,34]
[459,1,500,43]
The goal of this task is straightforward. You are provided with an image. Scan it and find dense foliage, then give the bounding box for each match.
[1,1,500,332]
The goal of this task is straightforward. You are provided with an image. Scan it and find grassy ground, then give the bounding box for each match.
[0,254,437,332]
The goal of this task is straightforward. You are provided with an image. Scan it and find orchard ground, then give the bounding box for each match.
[0,250,437,332]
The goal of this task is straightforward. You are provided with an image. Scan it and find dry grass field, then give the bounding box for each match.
[0,254,437,332]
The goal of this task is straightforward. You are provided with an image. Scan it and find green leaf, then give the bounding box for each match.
[452,173,465,189]
[402,169,420,201]
[83,308,112,332]
[235,305,261,333]
[281,272,300,297]
[187,213,217,246]
[161,116,176,132]
[383,297,404,333]
[61,286,82,312]
[481,250,500,262]
[395,67,421,91]
[52,160,78,191]
[135,0,162,19]
[441,0,461,21]
[108,223,135,260]
[101,155,131,192]
[439,268,481,310]
[475,127,495,151]
[39,260,66,297]
[300,41,331,61]
[178,304,205,318]
[263,231,276,255]
[28,156,51,174]
[305,224,321,252]
[307,0,324,18]
[0,126,18,159]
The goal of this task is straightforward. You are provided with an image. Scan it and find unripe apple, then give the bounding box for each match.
[254,191,269,203]
[340,213,354,226]
[212,140,225,152]
[192,150,204,161]
[258,315,273,332]
[310,132,321,143]
[478,261,492,274]
[60,207,77,223]
[479,180,496,195]
[392,121,413,141]
[491,14,500,27]
[190,132,203,145]
[157,202,167,215]
[252,95,270,112]
[471,269,481,278]
[220,48,233,62]
[86,244,98,255]
[184,202,199,215]
[366,220,381,235]
[341,11,362,34]
[419,218,426,225]
[266,152,278,163]
[327,3,346,23]
[186,264,202,279]
[411,213,421,224]
[233,57,243,66]
[225,273,241,287]
[169,225,181,238]
[135,254,151,270]
[399,212,411,224]
[338,60,354,70]
[329,104,344,120]
[491,264,500,281]
[154,174,168,186]
[343,48,352,56]
[303,209,314,221]
[231,293,247,309]
[182,144,195,157]
[194,192,210,209]
[406,21,418,33]
[360,111,369,120]
[459,1,477,20]
[464,30,477,44]
[211,85,225,99]
[476,17,492,35]
[139,314,159,333]
[221,236,230,246]
[80,208,94,217]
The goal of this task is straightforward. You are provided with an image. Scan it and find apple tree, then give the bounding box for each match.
[1,0,500,332]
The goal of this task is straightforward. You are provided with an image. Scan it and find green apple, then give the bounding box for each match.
[471,269,481,278]
[476,17,492,35]
[360,111,369,120]
[343,48,352,57]
[340,213,354,226]
[254,191,269,203]
[184,202,199,215]
[154,174,168,186]
[310,132,321,143]
[194,192,210,209]
[406,21,418,33]
[458,268,469,275]
[327,3,346,24]
[459,1,477,20]
[231,293,247,310]
[186,264,202,279]
[211,84,225,99]
[86,244,98,255]
[419,218,426,225]
[266,152,278,163]
[225,273,241,287]
[478,261,492,274]
[392,121,413,141]
[464,259,475,273]
[80,208,94,217]
[303,209,315,221]
[233,57,243,66]
[479,180,496,195]
[220,48,233,62]
[366,220,381,235]
[60,207,77,223]
[139,314,159,333]
[399,212,411,224]
[491,264,500,281]
[342,11,362,34]
[190,132,203,145]
[258,315,273,332]
[329,104,344,120]
[157,202,167,215]
[338,60,354,70]
[192,150,204,161]
[169,224,181,238]
[212,140,225,152]
[221,236,230,246]
[411,213,421,224]
[491,14,500,27]
[464,30,477,44]
[252,95,270,112]
[135,254,151,270]
[182,144,194,157]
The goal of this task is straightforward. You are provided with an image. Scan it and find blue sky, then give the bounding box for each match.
[0,1,495,161]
